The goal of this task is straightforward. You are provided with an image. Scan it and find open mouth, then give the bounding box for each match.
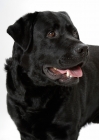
[43,63,83,83]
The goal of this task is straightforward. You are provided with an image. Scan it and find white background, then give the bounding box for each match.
[0,0,99,140]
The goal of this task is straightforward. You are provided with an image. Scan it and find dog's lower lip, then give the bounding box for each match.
[59,77,79,82]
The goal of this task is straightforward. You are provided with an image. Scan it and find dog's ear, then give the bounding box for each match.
[7,12,38,51]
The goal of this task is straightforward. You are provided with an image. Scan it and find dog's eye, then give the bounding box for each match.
[47,31,56,38]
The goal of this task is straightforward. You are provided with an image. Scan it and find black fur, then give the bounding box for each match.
[5,11,99,140]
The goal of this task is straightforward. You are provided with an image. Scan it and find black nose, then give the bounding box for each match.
[75,45,88,55]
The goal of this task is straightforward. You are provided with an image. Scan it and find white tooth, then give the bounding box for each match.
[66,71,70,77]
[54,68,57,70]
[70,75,72,78]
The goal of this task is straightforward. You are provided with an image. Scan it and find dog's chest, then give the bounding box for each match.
[22,87,79,128]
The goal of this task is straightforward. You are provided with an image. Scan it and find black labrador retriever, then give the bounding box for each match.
[5,11,99,140]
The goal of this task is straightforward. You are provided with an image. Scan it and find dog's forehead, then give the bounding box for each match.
[35,11,72,29]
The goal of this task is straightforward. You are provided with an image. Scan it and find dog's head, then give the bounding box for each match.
[7,11,88,86]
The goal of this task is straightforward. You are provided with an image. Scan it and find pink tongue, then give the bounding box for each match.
[56,66,83,77]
